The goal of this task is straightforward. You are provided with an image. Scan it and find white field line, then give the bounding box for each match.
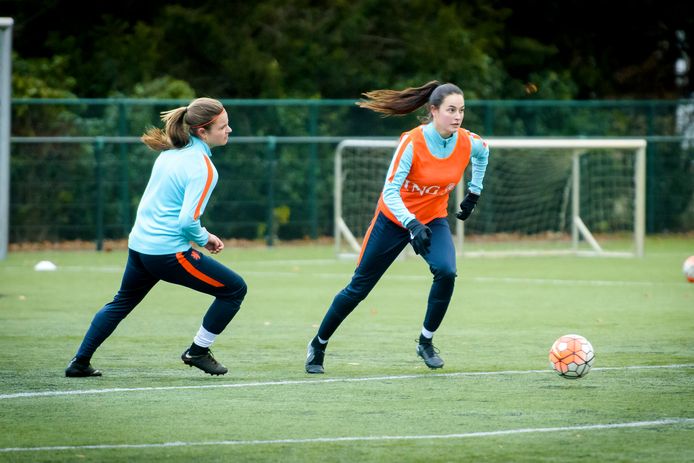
[2,364,692,401]
[1,418,692,453]
[470,276,669,286]
[241,271,683,288]
[60,267,686,287]
[5,263,682,287]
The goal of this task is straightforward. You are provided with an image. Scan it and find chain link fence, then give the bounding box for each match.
[8,98,694,248]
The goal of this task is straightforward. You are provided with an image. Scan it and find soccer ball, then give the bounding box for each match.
[549,334,595,379]
[683,256,694,283]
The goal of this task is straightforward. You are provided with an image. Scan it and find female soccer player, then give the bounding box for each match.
[306,81,489,374]
[65,97,247,377]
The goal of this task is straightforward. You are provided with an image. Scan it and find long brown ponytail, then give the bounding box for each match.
[357,81,463,122]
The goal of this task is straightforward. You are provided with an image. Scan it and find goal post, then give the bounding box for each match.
[0,18,13,260]
[334,138,646,258]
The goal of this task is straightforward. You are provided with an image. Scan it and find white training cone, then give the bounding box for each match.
[34,260,57,271]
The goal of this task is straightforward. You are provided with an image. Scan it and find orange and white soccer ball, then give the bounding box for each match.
[549,334,595,379]
[683,256,694,283]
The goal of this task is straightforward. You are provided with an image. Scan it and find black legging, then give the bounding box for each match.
[317,213,456,341]
[74,248,247,360]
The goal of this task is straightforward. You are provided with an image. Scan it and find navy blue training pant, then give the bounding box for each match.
[317,212,457,341]
[75,248,247,360]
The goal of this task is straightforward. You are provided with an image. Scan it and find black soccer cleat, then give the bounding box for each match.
[305,341,325,374]
[416,341,444,369]
[181,348,228,376]
[65,357,102,377]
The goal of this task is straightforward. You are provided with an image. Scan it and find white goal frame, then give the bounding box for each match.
[334,138,646,258]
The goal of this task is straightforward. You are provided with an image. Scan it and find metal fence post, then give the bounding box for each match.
[118,102,130,235]
[265,136,277,247]
[94,137,104,251]
[308,106,318,239]
[646,103,656,233]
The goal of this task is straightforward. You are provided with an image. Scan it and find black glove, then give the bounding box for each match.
[456,192,480,221]
[405,219,432,256]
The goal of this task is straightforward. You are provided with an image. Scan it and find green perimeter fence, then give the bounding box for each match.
[8,98,694,248]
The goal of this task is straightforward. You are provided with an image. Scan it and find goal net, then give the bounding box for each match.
[334,138,646,258]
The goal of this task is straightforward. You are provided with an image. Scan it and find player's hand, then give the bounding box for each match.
[204,233,224,254]
[405,219,432,256]
[456,192,480,221]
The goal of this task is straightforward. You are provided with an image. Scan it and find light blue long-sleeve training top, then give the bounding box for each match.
[382,122,489,227]
[128,136,219,255]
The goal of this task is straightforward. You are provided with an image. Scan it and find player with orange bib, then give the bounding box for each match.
[306,81,489,373]
[65,98,247,377]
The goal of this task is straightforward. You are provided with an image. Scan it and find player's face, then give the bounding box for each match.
[432,94,465,138]
[201,110,232,148]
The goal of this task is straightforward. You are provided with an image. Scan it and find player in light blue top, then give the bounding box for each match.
[66,98,247,378]
[128,135,218,254]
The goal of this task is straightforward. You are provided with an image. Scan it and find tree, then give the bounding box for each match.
[5,0,692,99]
